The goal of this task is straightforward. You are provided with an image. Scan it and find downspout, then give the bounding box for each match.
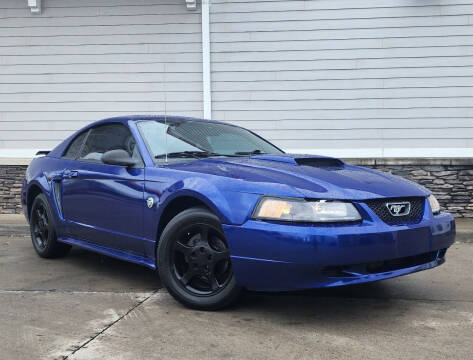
[201,0,212,119]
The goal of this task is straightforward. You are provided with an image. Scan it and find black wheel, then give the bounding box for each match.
[30,193,71,258]
[157,207,242,310]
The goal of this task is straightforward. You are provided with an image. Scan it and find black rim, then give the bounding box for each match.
[32,203,49,250]
[170,223,232,296]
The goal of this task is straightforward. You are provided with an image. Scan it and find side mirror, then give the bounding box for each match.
[101,149,137,167]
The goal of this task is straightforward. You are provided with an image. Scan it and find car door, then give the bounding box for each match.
[60,122,146,255]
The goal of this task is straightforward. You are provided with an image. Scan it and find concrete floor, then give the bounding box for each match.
[1,235,472,360]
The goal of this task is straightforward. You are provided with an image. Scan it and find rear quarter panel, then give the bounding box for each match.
[24,156,65,223]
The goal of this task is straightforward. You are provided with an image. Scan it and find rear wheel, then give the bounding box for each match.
[157,207,242,310]
[30,193,71,258]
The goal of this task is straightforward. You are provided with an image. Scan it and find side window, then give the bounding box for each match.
[63,131,87,160]
[79,123,142,165]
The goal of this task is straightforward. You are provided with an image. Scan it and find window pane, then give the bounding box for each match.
[138,121,202,156]
[63,131,87,160]
[137,120,282,159]
[79,123,134,163]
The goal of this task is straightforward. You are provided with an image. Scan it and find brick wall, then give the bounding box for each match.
[0,160,472,217]
[0,165,26,214]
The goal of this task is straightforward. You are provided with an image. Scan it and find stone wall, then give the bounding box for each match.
[0,159,472,217]
[349,159,473,218]
[0,165,26,214]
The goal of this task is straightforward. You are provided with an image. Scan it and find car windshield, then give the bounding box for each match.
[137,119,284,161]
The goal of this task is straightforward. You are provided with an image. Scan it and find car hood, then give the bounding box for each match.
[165,154,429,200]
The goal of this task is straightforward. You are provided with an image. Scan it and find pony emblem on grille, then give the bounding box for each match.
[386,202,411,217]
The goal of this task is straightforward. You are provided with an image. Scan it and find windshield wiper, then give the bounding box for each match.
[234,149,267,156]
[155,151,246,160]
[155,151,219,159]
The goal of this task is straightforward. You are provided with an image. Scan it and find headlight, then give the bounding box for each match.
[428,195,441,215]
[253,197,362,223]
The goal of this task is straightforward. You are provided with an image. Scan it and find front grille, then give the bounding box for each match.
[364,197,425,225]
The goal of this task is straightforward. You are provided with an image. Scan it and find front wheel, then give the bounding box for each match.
[157,207,242,310]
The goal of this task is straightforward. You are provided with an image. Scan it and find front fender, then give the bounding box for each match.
[145,176,260,225]
[143,172,261,256]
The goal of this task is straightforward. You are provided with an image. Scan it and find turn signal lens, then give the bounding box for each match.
[256,198,293,219]
[428,195,441,215]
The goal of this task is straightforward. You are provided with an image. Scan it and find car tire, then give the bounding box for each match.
[157,207,242,310]
[30,193,71,258]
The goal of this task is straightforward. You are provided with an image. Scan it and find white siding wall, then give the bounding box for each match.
[210,0,473,157]
[1,0,473,158]
[0,0,203,155]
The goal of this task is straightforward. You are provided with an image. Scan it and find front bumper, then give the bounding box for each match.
[223,212,455,291]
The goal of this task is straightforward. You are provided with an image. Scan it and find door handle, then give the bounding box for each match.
[63,170,79,179]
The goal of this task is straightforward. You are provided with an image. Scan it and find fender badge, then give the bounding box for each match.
[146,197,155,209]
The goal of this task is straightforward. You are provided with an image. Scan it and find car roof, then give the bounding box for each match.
[90,115,228,127]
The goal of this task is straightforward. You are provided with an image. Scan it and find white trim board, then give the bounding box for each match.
[285,148,473,158]
[0,149,39,158]
[1,148,473,165]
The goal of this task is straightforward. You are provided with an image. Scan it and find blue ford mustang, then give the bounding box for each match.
[22,115,455,310]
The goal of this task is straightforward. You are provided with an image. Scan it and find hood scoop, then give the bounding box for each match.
[294,157,344,168]
[250,154,345,168]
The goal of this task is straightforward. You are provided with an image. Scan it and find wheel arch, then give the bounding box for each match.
[26,179,49,220]
[155,194,216,247]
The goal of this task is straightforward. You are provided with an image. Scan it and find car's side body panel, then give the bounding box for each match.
[23,155,153,264]
[60,161,145,254]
